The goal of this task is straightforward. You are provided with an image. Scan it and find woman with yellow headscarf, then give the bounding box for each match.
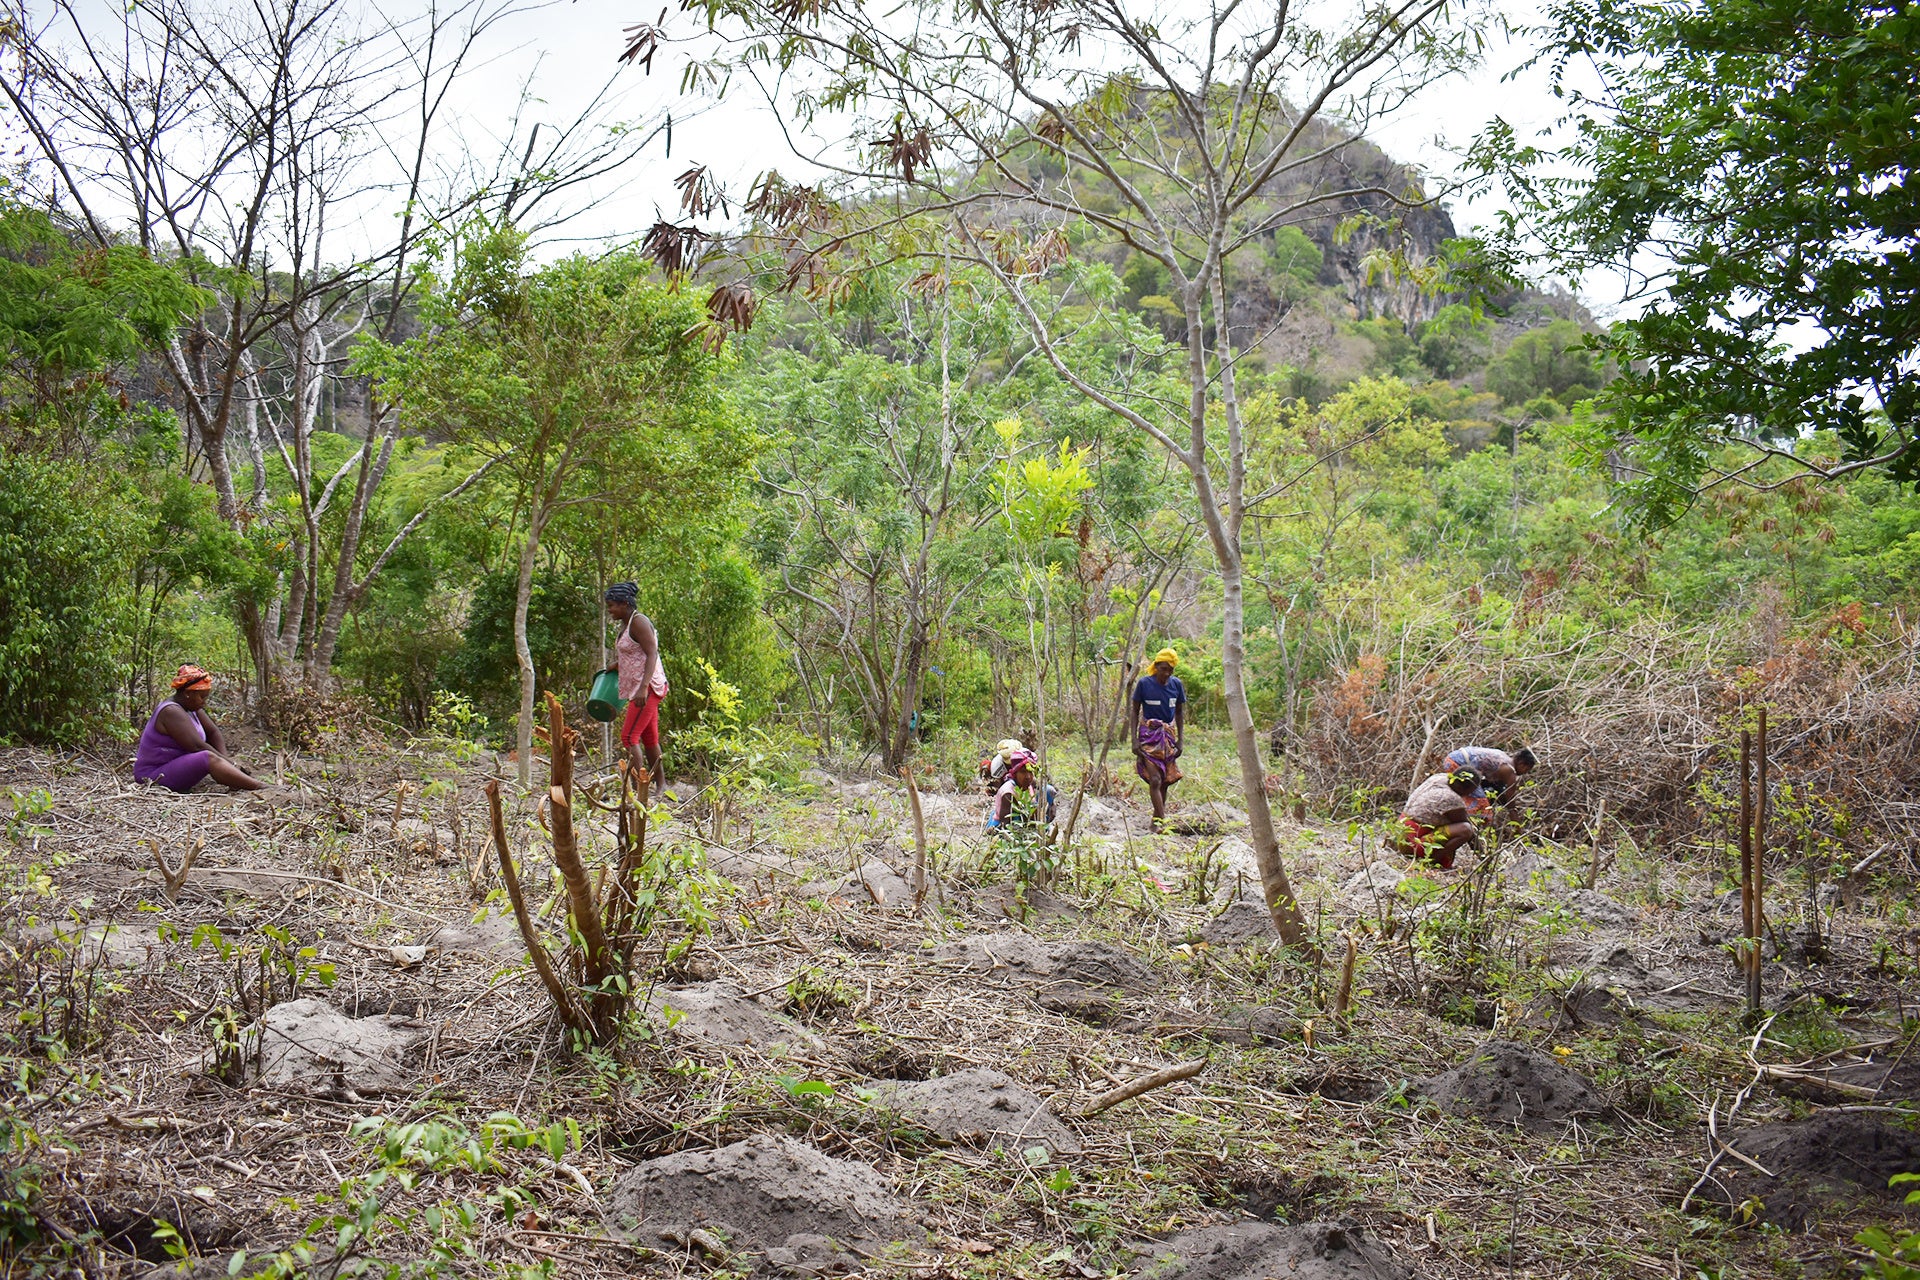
[1128,648,1186,821]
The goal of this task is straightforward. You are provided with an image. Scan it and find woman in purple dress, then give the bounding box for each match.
[133,666,268,792]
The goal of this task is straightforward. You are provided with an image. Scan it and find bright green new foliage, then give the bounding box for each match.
[1487,0,1920,524]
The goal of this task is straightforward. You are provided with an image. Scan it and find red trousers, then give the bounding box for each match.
[620,690,662,751]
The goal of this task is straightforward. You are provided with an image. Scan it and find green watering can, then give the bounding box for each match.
[587,667,626,722]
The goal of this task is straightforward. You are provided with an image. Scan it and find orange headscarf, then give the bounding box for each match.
[171,665,212,692]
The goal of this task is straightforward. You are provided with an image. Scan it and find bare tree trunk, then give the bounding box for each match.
[308,423,396,680]
[512,513,544,790]
[1221,554,1309,943]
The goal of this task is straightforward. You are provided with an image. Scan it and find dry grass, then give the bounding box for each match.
[0,729,1911,1278]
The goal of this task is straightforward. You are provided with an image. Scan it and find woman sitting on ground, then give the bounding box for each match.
[133,665,268,793]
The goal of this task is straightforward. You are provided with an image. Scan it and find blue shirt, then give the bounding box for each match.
[1132,674,1186,723]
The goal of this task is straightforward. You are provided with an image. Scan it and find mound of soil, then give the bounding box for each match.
[1156,1004,1290,1048]
[1522,983,1629,1033]
[968,883,1084,922]
[1501,851,1578,895]
[934,935,1155,991]
[1139,1220,1406,1280]
[1200,902,1277,946]
[647,982,823,1053]
[609,1133,922,1267]
[32,920,160,969]
[1415,1039,1607,1128]
[251,998,428,1096]
[844,860,915,909]
[1207,838,1262,889]
[1712,1112,1920,1230]
[1341,861,1405,898]
[1034,980,1138,1026]
[1189,801,1250,828]
[1077,798,1130,837]
[864,1067,1081,1155]
[425,911,526,957]
[1560,889,1638,929]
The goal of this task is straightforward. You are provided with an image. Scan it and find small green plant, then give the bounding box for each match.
[190,923,335,1084]
[1771,996,1852,1057]
[232,1114,559,1279]
[0,924,117,1061]
[783,968,857,1020]
[0,1117,44,1249]
[425,691,491,762]
[1856,1174,1920,1278]
[3,788,53,844]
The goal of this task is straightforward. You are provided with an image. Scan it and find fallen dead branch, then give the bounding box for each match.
[1080,1057,1206,1117]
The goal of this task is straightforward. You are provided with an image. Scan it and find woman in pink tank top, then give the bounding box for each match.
[605,582,668,788]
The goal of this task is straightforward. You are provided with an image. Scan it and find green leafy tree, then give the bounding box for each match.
[1482,0,1920,525]
[745,288,1005,772]
[671,0,1500,949]
[0,201,219,740]
[0,202,207,451]
[1484,320,1601,408]
[363,227,750,785]
[0,452,140,742]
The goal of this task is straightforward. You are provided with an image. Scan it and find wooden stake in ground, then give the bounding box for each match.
[485,778,585,1034]
[1408,714,1446,797]
[1584,798,1609,890]
[1333,932,1360,1034]
[1751,709,1768,1013]
[1738,727,1761,1018]
[150,837,202,901]
[900,765,928,913]
[1080,1058,1205,1117]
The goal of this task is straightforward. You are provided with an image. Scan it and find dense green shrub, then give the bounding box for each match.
[0,451,139,742]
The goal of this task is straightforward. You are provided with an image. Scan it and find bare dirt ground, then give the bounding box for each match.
[0,729,1914,1278]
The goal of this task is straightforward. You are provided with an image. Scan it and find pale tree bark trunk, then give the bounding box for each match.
[512,513,544,789]
[307,425,396,681]
[1219,553,1308,940]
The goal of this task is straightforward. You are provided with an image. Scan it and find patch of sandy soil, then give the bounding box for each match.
[1139,1220,1406,1279]
[608,1133,923,1269]
[863,1066,1081,1155]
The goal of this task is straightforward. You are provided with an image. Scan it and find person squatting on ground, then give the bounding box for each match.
[606,582,668,790]
[985,750,1056,831]
[1442,744,1537,817]
[978,738,1028,796]
[133,665,269,793]
[1129,648,1186,821]
[1395,768,1484,870]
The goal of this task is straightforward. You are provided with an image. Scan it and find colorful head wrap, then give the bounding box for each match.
[1153,648,1179,668]
[1005,749,1036,771]
[171,664,212,692]
[604,581,639,607]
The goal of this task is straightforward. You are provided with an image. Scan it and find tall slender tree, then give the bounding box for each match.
[363,228,752,786]
[5,0,670,693]
[650,0,1490,945]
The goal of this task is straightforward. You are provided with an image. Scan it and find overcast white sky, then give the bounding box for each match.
[453,0,1613,311]
[14,0,1610,314]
